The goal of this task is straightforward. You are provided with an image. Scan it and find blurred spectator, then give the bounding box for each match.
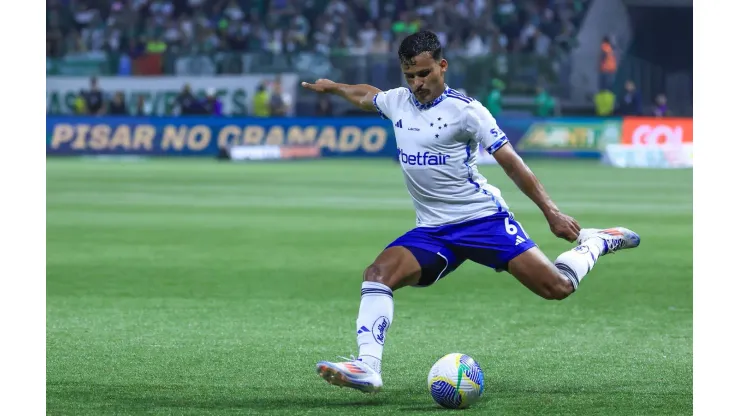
[593,89,616,116]
[176,84,203,116]
[484,79,505,118]
[370,32,390,54]
[316,96,333,117]
[652,94,671,117]
[270,79,288,117]
[74,90,87,115]
[203,88,223,116]
[83,77,105,116]
[278,77,295,117]
[134,95,148,116]
[108,91,128,115]
[117,53,133,76]
[253,82,271,117]
[618,80,643,116]
[534,86,556,117]
[599,35,617,91]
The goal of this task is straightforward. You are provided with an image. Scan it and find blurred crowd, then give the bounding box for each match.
[590,36,674,118]
[47,0,676,118]
[47,0,589,72]
[592,79,673,118]
[63,75,295,116]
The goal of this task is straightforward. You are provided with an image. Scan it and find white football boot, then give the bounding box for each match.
[577,227,641,255]
[316,357,383,393]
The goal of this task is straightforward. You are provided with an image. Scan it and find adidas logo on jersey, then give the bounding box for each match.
[396,119,420,131]
[397,148,450,166]
[515,235,526,246]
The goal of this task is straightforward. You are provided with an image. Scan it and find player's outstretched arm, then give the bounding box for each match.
[493,143,581,242]
[302,79,381,112]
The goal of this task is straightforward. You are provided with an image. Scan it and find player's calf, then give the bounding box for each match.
[348,246,423,376]
[536,274,576,300]
[509,227,641,300]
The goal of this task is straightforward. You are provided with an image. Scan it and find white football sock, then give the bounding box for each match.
[356,281,394,374]
[554,238,605,290]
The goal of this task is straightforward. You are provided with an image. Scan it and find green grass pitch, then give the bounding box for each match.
[46,158,692,415]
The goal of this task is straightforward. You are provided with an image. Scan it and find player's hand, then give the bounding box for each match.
[301,79,337,94]
[546,211,581,242]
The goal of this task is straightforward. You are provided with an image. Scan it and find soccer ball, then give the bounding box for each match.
[427,353,484,409]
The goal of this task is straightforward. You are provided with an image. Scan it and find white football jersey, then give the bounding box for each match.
[373,86,510,227]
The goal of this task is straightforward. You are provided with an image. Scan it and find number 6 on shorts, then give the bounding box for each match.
[505,216,530,239]
[505,217,518,235]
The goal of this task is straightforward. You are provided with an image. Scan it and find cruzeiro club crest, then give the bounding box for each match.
[574,245,590,254]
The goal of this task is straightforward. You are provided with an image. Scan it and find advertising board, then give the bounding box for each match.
[46,116,397,158]
[46,75,299,116]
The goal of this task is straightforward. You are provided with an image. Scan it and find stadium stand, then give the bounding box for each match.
[47,0,591,109]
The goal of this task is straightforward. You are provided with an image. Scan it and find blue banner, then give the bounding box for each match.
[47,115,619,159]
[46,116,399,157]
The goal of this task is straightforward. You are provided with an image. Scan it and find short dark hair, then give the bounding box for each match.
[398,31,442,65]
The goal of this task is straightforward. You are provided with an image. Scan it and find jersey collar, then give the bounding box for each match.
[409,85,450,110]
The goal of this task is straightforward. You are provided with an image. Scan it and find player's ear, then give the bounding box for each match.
[439,59,448,74]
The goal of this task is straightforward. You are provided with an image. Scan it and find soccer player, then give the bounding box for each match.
[301,31,640,393]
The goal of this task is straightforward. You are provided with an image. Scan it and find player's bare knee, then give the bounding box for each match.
[551,281,574,300]
[363,263,390,285]
[539,279,574,301]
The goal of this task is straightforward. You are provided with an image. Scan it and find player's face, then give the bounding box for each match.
[401,52,448,104]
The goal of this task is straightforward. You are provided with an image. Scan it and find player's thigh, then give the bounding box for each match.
[457,212,572,299]
[364,246,424,290]
[371,230,463,290]
[506,246,573,300]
